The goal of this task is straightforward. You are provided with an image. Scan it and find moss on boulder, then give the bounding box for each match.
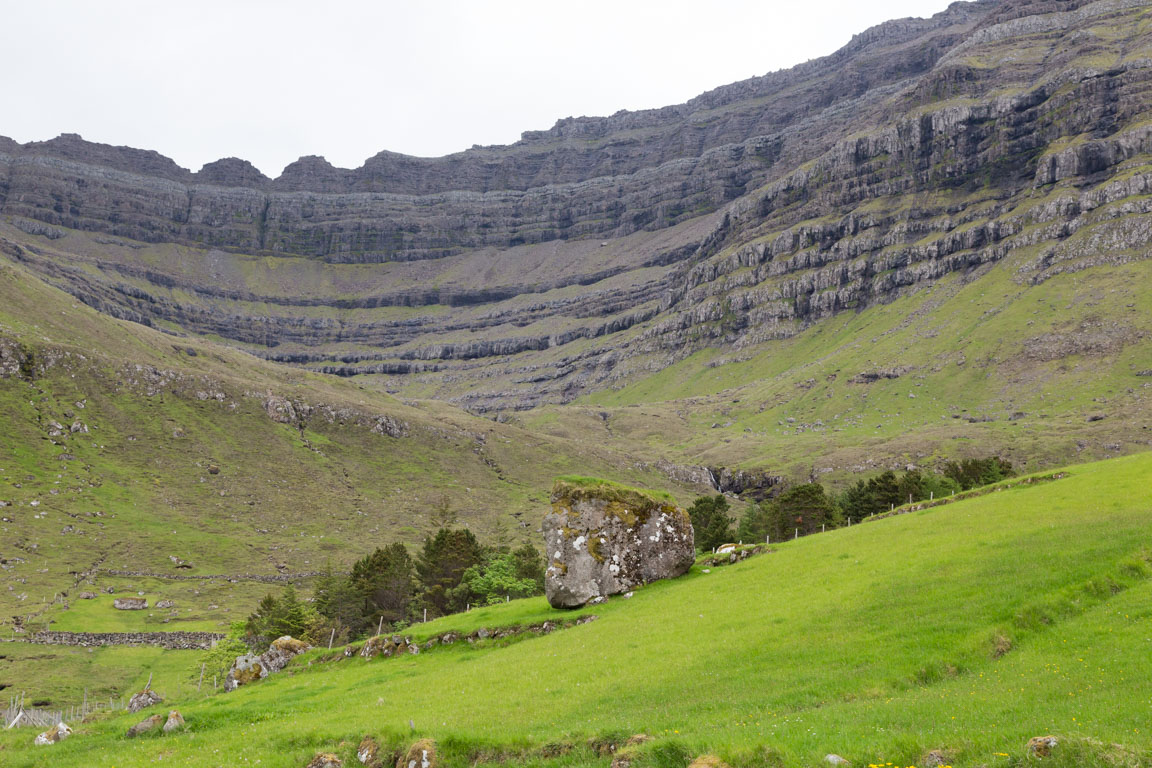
[397,738,437,768]
[544,477,694,608]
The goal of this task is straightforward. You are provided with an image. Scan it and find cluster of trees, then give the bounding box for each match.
[942,457,1015,490]
[838,458,1013,523]
[688,456,1015,551]
[689,482,839,551]
[245,521,545,649]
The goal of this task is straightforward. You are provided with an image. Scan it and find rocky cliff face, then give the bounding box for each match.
[2,0,1152,410]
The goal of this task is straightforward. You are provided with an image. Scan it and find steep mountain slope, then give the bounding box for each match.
[4,0,1152,412]
[3,452,1151,767]
[0,255,706,644]
[522,248,1152,482]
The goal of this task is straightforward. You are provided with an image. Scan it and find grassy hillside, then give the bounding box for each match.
[520,252,1152,481]
[0,254,701,700]
[2,452,1149,767]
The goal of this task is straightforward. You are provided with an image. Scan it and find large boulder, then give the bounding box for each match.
[543,479,694,608]
[114,597,148,610]
[224,635,310,691]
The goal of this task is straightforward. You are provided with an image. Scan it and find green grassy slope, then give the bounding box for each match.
[0,254,701,700]
[3,452,1148,767]
[519,253,1152,482]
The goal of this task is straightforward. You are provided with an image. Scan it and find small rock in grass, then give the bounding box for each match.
[307,754,343,768]
[78,591,97,599]
[271,635,310,655]
[825,755,850,766]
[399,738,437,768]
[34,721,72,745]
[1028,736,1059,758]
[127,688,163,713]
[162,710,185,733]
[127,714,165,737]
[358,735,382,767]
[922,749,952,767]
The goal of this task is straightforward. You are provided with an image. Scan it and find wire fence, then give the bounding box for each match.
[4,690,125,729]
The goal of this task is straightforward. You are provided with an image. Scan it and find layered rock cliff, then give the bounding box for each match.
[2,0,1151,410]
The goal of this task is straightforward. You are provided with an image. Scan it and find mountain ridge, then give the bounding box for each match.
[2,0,1151,413]
[0,1,990,192]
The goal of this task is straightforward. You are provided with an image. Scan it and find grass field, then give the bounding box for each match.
[1,452,1148,767]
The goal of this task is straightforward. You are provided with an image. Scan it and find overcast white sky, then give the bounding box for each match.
[1,0,959,177]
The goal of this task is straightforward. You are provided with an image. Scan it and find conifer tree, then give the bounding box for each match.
[688,495,734,552]
[416,528,485,616]
[351,543,416,626]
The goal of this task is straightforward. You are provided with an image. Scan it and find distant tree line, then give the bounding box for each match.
[689,456,1015,551]
[244,509,545,649]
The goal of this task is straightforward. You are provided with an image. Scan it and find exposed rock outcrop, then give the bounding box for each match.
[113,597,147,610]
[543,479,694,608]
[223,635,310,691]
[359,634,419,659]
[709,467,783,498]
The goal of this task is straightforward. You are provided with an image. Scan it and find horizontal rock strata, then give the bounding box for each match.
[3,0,1152,410]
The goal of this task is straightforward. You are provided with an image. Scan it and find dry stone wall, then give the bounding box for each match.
[16,630,223,650]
